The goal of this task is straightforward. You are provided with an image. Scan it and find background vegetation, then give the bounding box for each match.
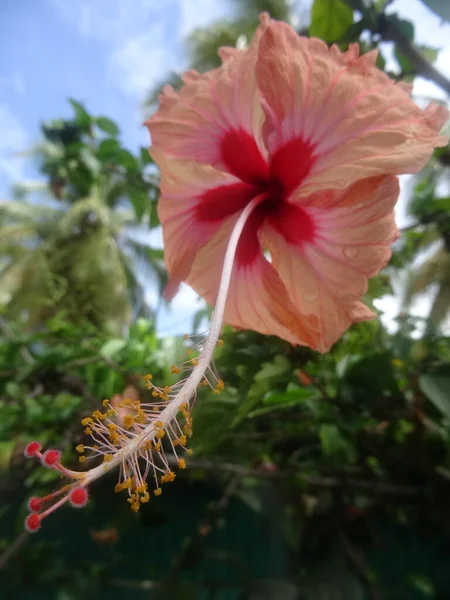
[1,0,450,598]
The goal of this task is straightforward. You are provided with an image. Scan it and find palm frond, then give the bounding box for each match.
[429,279,450,326]
[403,247,450,307]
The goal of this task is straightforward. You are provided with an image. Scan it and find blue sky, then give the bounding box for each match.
[0,0,449,334]
[0,0,232,194]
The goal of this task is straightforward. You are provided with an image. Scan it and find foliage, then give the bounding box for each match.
[0,101,164,333]
[1,0,450,598]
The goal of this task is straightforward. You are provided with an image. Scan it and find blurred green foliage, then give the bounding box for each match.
[1,0,450,598]
[0,101,165,333]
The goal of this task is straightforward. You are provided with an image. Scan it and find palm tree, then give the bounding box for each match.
[146,0,294,106]
[0,102,165,333]
[400,158,450,328]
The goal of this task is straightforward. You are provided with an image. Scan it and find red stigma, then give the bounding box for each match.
[25,513,41,533]
[24,441,41,458]
[69,487,89,508]
[41,449,61,468]
[28,496,43,512]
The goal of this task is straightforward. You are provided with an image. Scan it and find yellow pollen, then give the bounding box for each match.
[178,458,186,469]
[217,339,224,347]
[190,358,198,366]
[156,429,165,439]
[92,410,105,420]
[84,427,93,435]
[154,441,161,452]
[78,456,86,463]
[171,365,181,374]
[154,420,163,428]
[143,374,153,381]
[123,415,135,429]
[154,488,162,496]
[81,417,93,426]
[187,449,194,456]
[124,398,132,406]
[75,444,84,453]
[102,399,110,406]
[161,470,176,484]
[141,492,150,503]
[103,454,113,462]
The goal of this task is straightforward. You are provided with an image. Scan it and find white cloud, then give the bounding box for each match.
[0,105,28,185]
[50,0,179,97]
[49,0,231,99]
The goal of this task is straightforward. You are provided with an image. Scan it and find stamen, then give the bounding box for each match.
[22,195,264,531]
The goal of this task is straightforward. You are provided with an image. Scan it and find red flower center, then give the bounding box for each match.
[197,129,317,266]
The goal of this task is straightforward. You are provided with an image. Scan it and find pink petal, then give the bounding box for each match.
[256,20,448,197]
[260,176,400,352]
[186,214,320,347]
[145,20,269,179]
[152,150,256,300]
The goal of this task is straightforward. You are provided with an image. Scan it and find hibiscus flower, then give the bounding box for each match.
[23,14,448,533]
[146,13,447,352]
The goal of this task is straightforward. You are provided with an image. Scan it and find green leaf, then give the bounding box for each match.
[342,352,398,400]
[97,138,120,161]
[254,355,291,382]
[263,387,319,405]
[408,574,435,597]
[100,338,127,359]
[319,424,355,461]
[310,0,354,43]
[129,189,149,221]
[118,149,139,171]
[96,116,120,136]
[390,17,416,73]
[419,45,439,63]
[420,0,450,23]
[233,355,291,425]
[395,48,415,74]
[140,147,153,165]
[0,441,14,469]
[419,367,450,419]
[387,15,415,40]
[68,98,92,129]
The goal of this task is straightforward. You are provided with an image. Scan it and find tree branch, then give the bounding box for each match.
[379,14,450,96]
[344,0,450,96]
[167,456,421,498]
[0,532,30,570]
[338,528,384,600]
